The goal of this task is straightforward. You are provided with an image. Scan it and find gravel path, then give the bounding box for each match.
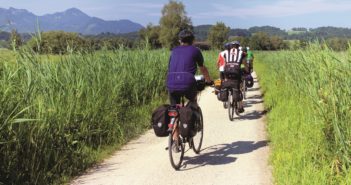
[71,72,272,185]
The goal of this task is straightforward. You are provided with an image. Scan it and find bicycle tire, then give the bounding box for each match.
[228,89,235,121]
[192,107,203,154]
[168,132,184,170]
[242,79,247,99]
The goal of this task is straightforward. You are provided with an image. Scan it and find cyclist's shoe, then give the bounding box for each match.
[238,107,245,113]
[223,102,228,109]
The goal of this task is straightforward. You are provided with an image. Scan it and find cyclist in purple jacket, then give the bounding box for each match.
[166,30,212,105]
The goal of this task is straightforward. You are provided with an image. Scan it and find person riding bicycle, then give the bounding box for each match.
[216,42,233,81]
[223,41,248,113]
[166,29,213,106]
[245,47,254,73]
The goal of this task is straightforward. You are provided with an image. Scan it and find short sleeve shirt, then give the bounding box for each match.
[168,45,204,75]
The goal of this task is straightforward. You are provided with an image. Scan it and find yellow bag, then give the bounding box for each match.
[214,79,222,89]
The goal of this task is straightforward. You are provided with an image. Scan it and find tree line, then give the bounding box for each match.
[1,0,351,53]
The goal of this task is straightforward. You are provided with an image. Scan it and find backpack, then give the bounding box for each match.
[151,104,170,137]
[179,106,196,138]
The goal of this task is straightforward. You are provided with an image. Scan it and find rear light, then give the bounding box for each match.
[168,111,178,117]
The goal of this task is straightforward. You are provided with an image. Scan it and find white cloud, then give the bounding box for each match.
[194,0,351,18]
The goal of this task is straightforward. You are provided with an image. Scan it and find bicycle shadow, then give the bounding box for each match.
[237,110,267,120]
[243,99,264,108]
[181,140,268,171]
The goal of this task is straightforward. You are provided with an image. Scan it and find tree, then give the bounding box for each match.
[159,0,192,49]
[139,23,161,49]
[207,22,230,50]
[10,29,22,50]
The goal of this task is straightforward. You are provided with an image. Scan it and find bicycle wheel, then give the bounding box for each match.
[168,132,184,170]
[192,107,203,154]
[242,80,247,99]
[228,89,235,121]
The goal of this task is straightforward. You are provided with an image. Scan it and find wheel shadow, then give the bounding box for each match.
[181,140,268,171]
[237,110,267,120]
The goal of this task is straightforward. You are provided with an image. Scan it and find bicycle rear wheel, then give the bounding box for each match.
[168,132,184,170]
[228,89,235,121]
[192,107,203,154]
[242,79,247,99]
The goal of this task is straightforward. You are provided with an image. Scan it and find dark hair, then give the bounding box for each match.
[178,30,194,44]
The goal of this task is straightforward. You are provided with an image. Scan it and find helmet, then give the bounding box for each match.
[178,29,194,43]
[224,42,232,49]
[231,40,240,46]
[246,46,250,50]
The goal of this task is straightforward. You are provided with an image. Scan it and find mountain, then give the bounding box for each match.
[0,7,144,35]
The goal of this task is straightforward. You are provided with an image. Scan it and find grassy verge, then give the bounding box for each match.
[254,45,351,184]
[0,48,218,184]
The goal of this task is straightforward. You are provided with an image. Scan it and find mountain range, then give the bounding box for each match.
[0,7,144,35]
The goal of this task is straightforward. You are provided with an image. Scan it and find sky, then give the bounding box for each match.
[1,0,351,30]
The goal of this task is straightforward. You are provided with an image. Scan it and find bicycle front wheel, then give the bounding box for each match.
[168,132,184,170]
[228,89,235,121]
[192,107,203,154]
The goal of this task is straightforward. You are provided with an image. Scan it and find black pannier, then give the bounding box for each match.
[151,104,170,137]
[179,106,196,138]
[217,89,228,102]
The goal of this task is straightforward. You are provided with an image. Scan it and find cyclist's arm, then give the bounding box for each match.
[199,66,212,82]
[196,49,212,83]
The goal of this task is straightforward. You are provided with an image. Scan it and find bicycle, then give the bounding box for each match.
[222,80,241,121]
[167,75,209,170]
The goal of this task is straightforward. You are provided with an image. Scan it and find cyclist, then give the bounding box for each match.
[166,29,212,142]
[217,42,233,81]
[223,41,248,113]
[246,47,254,73]
[166,29,213,106]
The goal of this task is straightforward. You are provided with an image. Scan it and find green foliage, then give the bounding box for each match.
[26,31,88,54]
[207,22,230,50]
[0,48,169,184]
[139,24,162,49]
[326,37,349,51]
[255,45,351,184]
[249,32,287,50]
[159,0,192,49]
[10,30,22,50]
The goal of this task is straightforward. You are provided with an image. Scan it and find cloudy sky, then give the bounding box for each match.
[1,0,351,29]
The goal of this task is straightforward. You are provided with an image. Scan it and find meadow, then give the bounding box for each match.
[0,48,218,184]
[255,45,351,184]
[2,44,350,185]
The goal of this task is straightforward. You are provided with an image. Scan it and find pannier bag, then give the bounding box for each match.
[151,104,170,137]
[245,74,254,88]
[214,79,222,89]
[217,89,228,102]
[179,106,196,138]
[224,63,241,79]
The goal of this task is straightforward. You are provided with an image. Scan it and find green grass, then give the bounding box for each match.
[0,48,219,184]
[254,45,351,184]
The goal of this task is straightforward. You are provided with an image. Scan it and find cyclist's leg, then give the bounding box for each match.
[169,91,181,106]
[184,85,198,109]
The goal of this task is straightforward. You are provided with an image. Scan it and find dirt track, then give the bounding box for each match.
[71,72,272,185]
